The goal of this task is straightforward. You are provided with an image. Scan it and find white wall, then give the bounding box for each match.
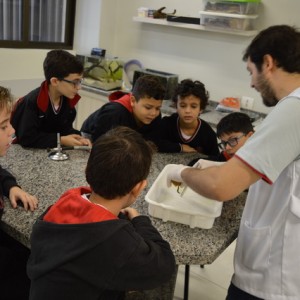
[0,0,300,113]
[0,49,48,98]
[98,0,300,114]
[73,0,102,55]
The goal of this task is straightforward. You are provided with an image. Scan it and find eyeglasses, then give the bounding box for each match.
[218,134,245,150]
[60,78,83,88]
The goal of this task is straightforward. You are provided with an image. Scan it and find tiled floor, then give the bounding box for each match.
[173,240,236,300]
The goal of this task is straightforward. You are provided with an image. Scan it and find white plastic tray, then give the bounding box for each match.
[145,164,223,229]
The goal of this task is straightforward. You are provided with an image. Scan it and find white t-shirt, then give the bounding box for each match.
[232,88,300,299]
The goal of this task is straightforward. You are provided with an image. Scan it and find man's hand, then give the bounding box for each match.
[193,159,225,169]
[61,134,92,147]
[166,164,190,187]
[9,187,38,212]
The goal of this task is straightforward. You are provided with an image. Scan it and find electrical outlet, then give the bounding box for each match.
[241,96,254,109]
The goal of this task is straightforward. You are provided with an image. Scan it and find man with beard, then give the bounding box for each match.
[166,25,300,299]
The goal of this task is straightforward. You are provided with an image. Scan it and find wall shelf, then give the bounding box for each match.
[132,16,257,37]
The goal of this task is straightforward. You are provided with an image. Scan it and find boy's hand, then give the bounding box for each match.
[121,207,140,221]
[61,134,92,147]
[181,144,198,153]
[9,187,38,212]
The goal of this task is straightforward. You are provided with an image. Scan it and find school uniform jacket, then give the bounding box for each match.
[153,113,220,155]
[80,93,161,142]
[27,187,176,300]
[0,166,18,218]
[11,81,81,149]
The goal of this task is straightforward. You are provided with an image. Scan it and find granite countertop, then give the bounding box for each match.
[0,145,246,265]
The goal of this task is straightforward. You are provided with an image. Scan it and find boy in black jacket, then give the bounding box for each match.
[11,50,91,149]
[152,79,219,155]
[215,112,254,161]
[0,86,38,299]
[81,75,165,142]
[188,112,254,165]
[28,126,175,300]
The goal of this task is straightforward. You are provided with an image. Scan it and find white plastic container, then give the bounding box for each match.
[145,165,223,229]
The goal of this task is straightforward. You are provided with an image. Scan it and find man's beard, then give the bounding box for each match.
[256,73,278,107]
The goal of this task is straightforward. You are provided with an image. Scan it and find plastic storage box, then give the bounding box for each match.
[200,13,256,31]
[204,0,260,15]
[145,165,223,229]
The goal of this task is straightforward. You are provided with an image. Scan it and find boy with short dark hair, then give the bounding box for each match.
[153,79,219,155]
[0,86,38,299]
[81,75,166,142]
[27,126,175,300]
[216,112,254,161]
[11,49,91,149]
[188,112,254,165]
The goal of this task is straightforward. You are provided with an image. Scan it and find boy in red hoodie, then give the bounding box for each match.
[27,127,175,300]
[80,75,165,142]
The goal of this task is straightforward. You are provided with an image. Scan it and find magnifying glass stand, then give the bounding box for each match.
[48,151,69,161]
[48,133,69,161]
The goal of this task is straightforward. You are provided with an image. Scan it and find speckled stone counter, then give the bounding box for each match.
[0,144,246,266]
[0,145,246,300]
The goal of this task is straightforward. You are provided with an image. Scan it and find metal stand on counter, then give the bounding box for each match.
[48,133,69,161]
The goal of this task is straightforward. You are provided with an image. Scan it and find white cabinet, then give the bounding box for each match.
[74,88,109,130]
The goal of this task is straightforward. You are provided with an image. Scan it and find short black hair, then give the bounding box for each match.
[243,25,300,73]
[217,112,254,137]
[172,79,209,110]
[132,75,166,101]
[86,126,155,199]
[43,50,84,83]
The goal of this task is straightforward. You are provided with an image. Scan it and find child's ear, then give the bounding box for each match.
[131,180,147,198]
[130,95,136,107]
[50,77,59,86]
[247,131,254,138]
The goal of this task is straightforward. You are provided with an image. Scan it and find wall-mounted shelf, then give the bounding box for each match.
[132,16,257,36]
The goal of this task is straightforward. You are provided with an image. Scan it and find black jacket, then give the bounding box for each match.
[0,166,18,219]
[11,81,81,148]
[152,113,220,155]
[0,166,18,199]
[27,194,175,300]
[81,94,161,142]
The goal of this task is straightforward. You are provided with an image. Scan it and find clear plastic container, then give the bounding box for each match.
[137,7,149,18]
[76,55,124,91]
[201,14,255,31]
[204,0,260,15]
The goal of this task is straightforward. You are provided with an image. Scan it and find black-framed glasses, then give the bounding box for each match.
[218,134,245,150]
[60,78,83,88]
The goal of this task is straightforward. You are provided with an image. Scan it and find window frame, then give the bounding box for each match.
[0,0,76,49]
